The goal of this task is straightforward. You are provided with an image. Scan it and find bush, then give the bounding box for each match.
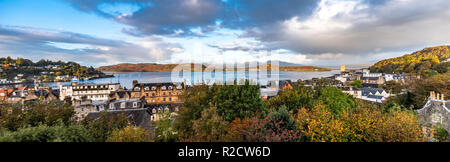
[0,102,75,131]
[0,125,93,142]
[434,126,449,142]
[106,126,151,142]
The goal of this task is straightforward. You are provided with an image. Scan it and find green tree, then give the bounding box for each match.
[212,80,265,122]
[350,80,363,88]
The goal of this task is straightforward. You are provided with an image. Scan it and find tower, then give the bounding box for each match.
[340,65,346,72]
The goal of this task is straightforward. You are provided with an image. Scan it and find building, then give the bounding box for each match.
[340,65,346,72]
[340,86,362,99]
[360,87,390,103]
[73,97,147,120]
[361,76,385,88]
[384,74,406,82]
[147,103,180,121]
[86,108,152,129]
[130,81,185,104]
[417,92,449,141]
[59,82,120,101]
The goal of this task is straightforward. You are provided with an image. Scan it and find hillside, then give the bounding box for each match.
[369,45,450,77]
[97,63,331,72]
[0,57,110,82]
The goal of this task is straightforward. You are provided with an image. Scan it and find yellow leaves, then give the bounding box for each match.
[295,105,425,142]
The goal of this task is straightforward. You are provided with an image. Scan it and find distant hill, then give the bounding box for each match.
[97,63,331,72]
[369,45,450,77]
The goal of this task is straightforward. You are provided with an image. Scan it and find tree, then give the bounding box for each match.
[154,111,178,142]
[81,112,130,142]
[383,80,402,94]
[350,80,363,88]
[181,107,229,142]
[212,80,265,122]
[267,86,314,113]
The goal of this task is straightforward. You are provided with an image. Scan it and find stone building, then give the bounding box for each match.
[417,92,449,141]
[130,81,185,104]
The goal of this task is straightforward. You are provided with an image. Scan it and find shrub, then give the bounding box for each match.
[106,126,151,142]
[0,125,93,142]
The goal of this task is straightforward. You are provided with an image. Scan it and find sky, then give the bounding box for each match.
[0,0,449,67]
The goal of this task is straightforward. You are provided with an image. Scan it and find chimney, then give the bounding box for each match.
[441,94,445,101]
[132,80,138,87]
[436,93,440,100]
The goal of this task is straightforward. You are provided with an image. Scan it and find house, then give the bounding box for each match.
[73,97,147,120]
[59,82,120,101]
[360,87,390,103]
[130,81,185,105]
[339,86,362,98]
[109,90,132,101]
[417,92,449,141]
[384,74,406,82]
[361,76,385,88]
[0,88,15,104]
[86,108,153,129]
[260,84,279,100]
[147,103,181,121]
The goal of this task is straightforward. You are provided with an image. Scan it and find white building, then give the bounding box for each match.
[363,72,382,78]
[59,83,120,101]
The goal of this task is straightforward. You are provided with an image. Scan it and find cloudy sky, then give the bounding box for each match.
[0,0,449,67]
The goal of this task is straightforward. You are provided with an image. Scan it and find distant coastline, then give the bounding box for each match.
[97,63,332,72]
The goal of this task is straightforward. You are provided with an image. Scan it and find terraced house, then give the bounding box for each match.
[130,80,185,104]
[59,82,120,101]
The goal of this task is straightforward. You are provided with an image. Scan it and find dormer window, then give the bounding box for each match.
[176,85,182,89]
[151,86,156,90]
[134,87,140,91]
[168,86,173,90]
[144,87,150,91]
[161,86,166,90]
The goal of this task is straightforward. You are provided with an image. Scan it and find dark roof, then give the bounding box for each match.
[361,87,385,96]
[86,109,152,129]
[362,77,380,80]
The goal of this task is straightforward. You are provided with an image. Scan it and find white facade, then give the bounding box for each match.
[59,83,120,101]
[363,73,382,77]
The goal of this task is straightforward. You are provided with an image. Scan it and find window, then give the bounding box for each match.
[163,92,166,96]
[168,86,173,90]
[163,98,166,102]
[151,86,156,90]
[152,99,155,103]
[146,93,149,97]
[134,93,139,97]
[161,86,166,90]
[152,93,155,97]
[169,92,171,96]
[110,104,114,110]
[121,102,126,108]
[169,98,172,102]
[134,87,140,91]
[133,102,138,108]
[144,87,150,91]
[99,105,104,111]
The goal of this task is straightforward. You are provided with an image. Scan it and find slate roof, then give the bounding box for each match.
[86,108,152,129]
[360,87,385,96]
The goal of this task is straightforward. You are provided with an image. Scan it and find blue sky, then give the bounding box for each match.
[0,0,449,67]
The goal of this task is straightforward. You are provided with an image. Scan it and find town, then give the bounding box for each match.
[1,62,448,139]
